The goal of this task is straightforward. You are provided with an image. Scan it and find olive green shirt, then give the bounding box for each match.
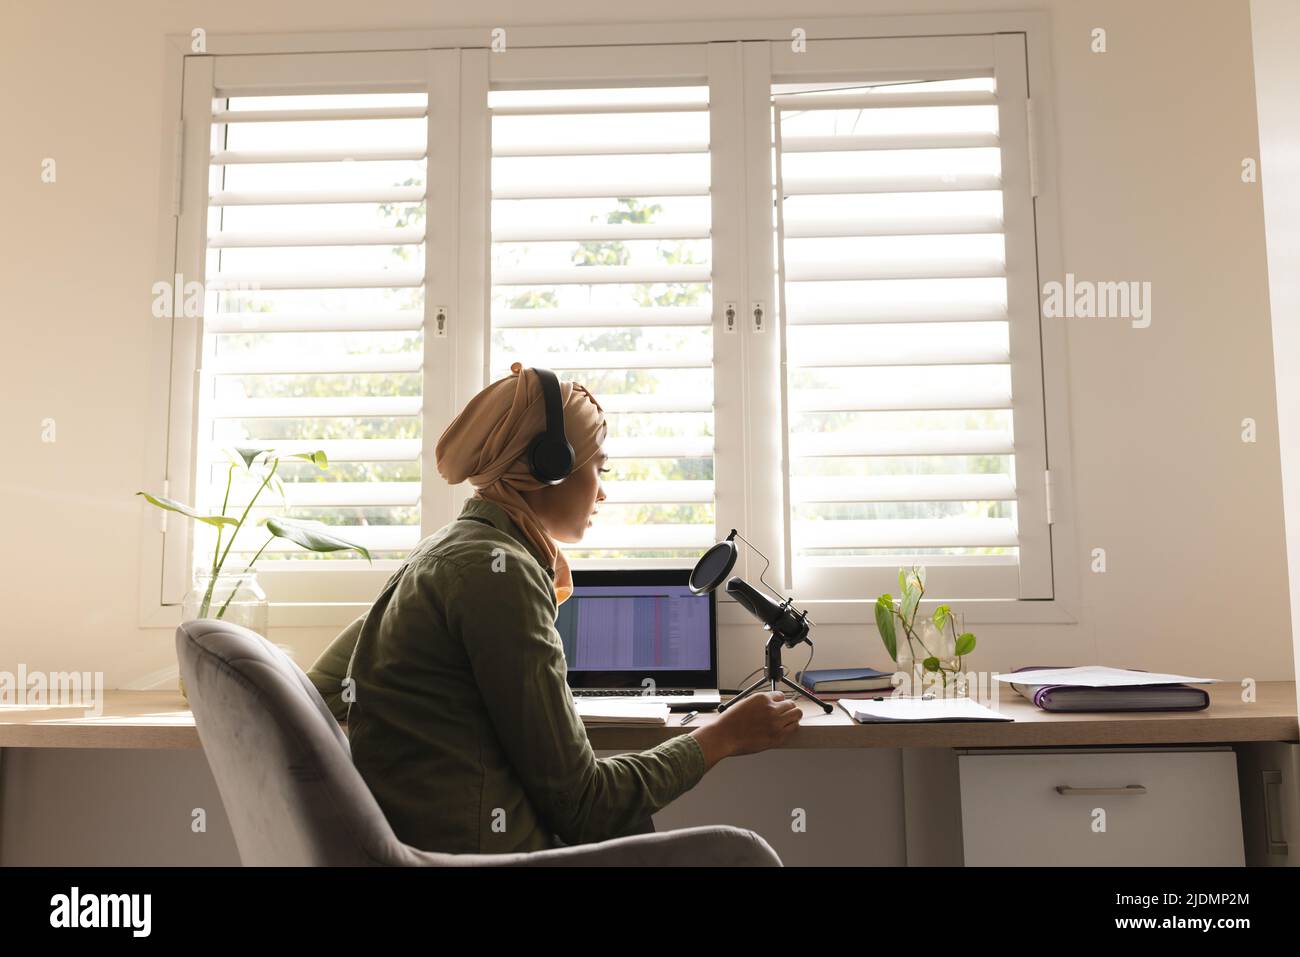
[306,496,707,855]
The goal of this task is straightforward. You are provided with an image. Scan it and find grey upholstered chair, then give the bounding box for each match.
[177,618,781,866]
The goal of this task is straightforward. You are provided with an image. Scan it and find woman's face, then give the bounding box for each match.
[520,450,609,544]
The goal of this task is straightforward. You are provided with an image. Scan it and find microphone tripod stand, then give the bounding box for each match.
[720,632,835,714]
[717,587,837,712]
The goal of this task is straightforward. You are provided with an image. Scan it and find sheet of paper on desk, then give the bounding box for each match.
[991,666,1220,687]
[837,697,1013,723]
[573,698,669,725]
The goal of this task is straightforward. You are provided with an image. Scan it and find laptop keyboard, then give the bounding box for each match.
[572,688,695,697]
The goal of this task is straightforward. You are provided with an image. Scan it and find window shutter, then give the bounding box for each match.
[771,35,1051,599]
[187,60,432,596]
[488,83,717,562]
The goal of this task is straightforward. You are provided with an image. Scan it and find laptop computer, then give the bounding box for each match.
[558,569,721,711]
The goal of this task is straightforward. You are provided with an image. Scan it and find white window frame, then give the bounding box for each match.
[141,13,1077,630]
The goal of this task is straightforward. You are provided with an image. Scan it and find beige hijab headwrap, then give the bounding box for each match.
[434,362,607,605]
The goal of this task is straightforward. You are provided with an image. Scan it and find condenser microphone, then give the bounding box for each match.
[725,579,810,647]
[687,528,832,714]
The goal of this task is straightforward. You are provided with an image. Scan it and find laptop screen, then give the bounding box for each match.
[558,570,717,689]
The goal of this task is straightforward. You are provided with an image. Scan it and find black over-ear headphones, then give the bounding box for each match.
[525,366,575,485]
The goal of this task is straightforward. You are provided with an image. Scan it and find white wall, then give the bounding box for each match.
[0,0,1292,864]
[1251,0,1300,720]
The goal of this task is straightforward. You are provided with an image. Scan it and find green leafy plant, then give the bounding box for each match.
[874,565,977,691]
[137,447,371,619]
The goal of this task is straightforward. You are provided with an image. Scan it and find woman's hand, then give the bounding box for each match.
[690,691,802,770]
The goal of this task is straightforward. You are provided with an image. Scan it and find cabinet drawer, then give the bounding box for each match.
[959,749,1243,866]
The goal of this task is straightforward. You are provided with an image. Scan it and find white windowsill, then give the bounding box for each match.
[143,594,1075,632]
[141,601,376,631]
[717,596,1077,626]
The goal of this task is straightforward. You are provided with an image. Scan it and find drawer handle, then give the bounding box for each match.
[1262,770,1289,855]
[1055,784,1147,796]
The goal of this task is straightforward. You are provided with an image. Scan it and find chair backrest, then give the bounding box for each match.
[177,618,440,866]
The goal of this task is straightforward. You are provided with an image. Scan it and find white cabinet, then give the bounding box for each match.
[959,747,1244,866]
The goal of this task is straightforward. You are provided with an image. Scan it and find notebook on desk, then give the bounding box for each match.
[560,569,721,711]
[838,696,1013,723]
[1003,664,1213,712]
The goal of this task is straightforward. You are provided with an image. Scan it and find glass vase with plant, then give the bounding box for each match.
[137,446,372,621]
[874,565,977,696]
[138,447,372,699]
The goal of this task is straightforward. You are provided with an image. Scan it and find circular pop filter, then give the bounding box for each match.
[689,539,737,594]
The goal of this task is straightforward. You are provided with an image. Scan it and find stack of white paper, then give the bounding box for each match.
[991,666,1219,687]
[573,698,670,725]
[837,696,1013,723]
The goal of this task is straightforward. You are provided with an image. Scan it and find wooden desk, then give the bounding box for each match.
[0,682,1295,750]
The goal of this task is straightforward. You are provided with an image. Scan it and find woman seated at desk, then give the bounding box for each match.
[307,362,800,855]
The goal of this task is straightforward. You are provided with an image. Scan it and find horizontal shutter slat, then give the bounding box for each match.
[490,101,708,116]
[784,215,1002,239]
[789,342,1009,367]
[206,269,423,290]
[791,387,1011,412]
[281,481,419,507]
[492,181,709,200]
[239,524,420,553]
[495,350,711,371]
[781,172,1001,196]
[493,139,708,157]
[492,307,711,328]
[783,258,1004,282]
[200,439,420,463]
[792,475,1015,503]
[210,396,423,418]
[780,131,999,152]
[786,302,1006,324]
[574,524,716,550]
[210,186,424,205]
[224,481,420,508]
[493,265,710,286]
[771,90,996,110]
[603,436,713,459]
[602,480,714,504]
[212,106,427,123]
[212,147,427,164]
[595,394,711,413]
[205,312,422,333]
[492,222,710,242]
[794,518,1018,549]
[789,430,1014,458]
[207,352,421,375]
[208,227,425,247]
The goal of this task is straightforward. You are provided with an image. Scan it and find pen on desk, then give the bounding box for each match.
[679,710,699,725]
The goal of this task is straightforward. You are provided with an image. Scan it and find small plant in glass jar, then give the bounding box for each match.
[874,565,977,697]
